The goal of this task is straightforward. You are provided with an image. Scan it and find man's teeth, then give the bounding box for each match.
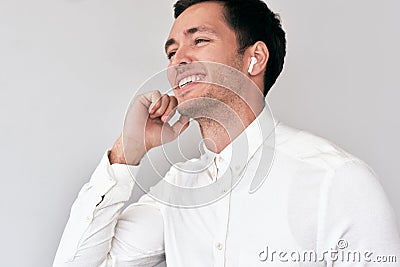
[178,75,202,88]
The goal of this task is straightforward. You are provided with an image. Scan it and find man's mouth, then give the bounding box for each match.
[177,74,205,89]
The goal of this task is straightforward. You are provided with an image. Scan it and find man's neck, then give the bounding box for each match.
[196,101,264,154]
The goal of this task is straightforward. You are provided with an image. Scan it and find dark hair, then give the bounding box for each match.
[174,0,286,96]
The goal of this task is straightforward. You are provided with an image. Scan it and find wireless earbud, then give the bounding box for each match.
[248,56,257,74]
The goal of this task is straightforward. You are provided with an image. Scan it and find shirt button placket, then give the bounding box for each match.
[214,240,225,266]
[213,167,231,267]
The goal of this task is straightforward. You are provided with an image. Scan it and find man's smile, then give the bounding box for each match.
[177,74,205,89]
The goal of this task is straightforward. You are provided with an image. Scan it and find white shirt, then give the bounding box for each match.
[54,107,400,267]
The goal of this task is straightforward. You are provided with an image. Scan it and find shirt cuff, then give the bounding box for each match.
[88,150,141,193]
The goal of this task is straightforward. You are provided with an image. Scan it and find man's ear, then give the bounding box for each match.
[246,41,269,76]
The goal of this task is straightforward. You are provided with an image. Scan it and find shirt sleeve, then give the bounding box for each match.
[53,151,165,267]
[318,159,400,266]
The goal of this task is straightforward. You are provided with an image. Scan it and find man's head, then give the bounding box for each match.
[170,0,286,97]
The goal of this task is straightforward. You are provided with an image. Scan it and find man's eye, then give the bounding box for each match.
[195,39,210,45]
[167,51,176,59]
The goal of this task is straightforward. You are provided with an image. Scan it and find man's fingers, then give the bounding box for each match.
[148,91,164,115]
[150,94,178,120]
[151,94,170,118]
[161,96,178,122]
[139,91,179,123]
[171,115,190,137]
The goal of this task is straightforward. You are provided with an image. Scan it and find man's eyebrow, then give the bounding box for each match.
[164,25,217,54]
[186,25,217,35]
[165,39,176,54]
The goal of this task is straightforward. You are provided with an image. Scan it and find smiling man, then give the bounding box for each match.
[54,0,400,266]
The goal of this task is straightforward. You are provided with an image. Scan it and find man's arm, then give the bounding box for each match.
[54,91,189,266]
[53,151,165,266]
[320,159,400,266]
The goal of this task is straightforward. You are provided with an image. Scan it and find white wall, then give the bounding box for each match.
[0,0,398,266]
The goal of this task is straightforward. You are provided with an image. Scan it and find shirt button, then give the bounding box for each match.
[85,216,91,222]
[215,242,223,250]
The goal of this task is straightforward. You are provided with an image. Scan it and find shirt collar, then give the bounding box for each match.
[202,103,277,181]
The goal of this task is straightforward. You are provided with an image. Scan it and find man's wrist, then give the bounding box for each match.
[108,148,128,165]
[109,137,146,165]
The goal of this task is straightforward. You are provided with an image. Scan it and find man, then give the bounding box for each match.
[54,0,400,266]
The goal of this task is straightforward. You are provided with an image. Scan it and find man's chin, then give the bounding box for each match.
[176,100,199,118]
[176,96,221,119]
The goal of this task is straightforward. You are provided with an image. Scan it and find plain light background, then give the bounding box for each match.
[0,0,399,266]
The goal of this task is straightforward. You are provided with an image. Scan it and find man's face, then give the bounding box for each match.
[165,2,246,111]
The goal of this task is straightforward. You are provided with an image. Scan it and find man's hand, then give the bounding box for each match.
[109,90,190,165]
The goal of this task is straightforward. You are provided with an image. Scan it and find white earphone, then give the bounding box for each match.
[248,56,257,74]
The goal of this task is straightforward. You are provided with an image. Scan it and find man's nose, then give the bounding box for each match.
[171,45,193,66]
